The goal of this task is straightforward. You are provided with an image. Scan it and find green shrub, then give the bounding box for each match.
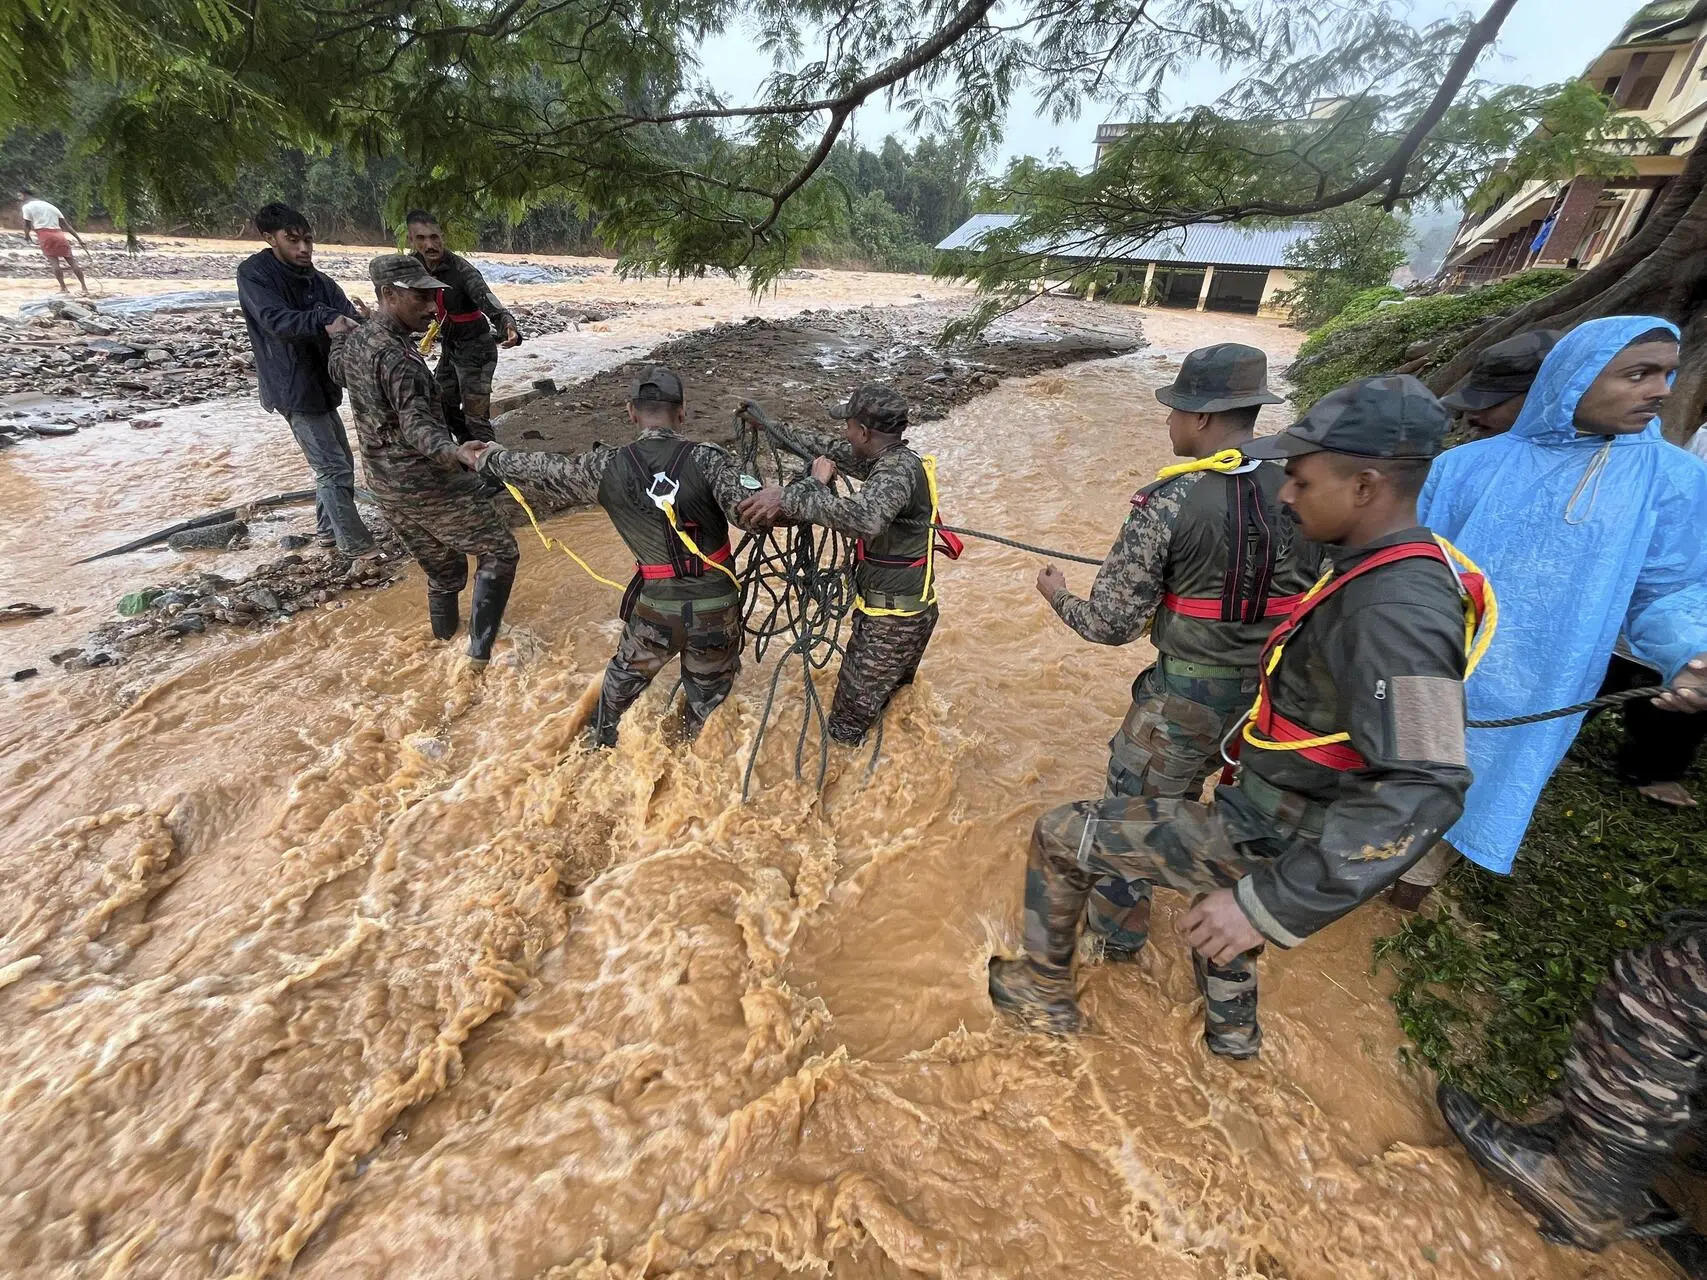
[1376,720,1707,1112]
[1288,269,1577,408]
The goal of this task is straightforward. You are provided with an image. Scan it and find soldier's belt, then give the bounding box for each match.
[1157,655,1247,680]
[854,591,934,617]
[633,588,740,616]
[1236,770,1328,840]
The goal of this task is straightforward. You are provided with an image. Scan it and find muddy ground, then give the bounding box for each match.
[494,298,1146,470]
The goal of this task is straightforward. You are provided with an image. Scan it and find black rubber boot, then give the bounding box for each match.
[988,957,1083,1035]
[1438,1083,1672,1250]
[585,696,619,750]
[428,590,461,641]
[466,560,515,665]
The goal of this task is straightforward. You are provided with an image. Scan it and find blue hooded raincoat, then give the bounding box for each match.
[1421,315,1707,873]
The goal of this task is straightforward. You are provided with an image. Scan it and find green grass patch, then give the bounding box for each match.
[1376,720,1707,1112]
[1288,270,1578,408]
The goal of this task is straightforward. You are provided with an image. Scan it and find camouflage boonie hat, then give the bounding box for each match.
[369,253,448,290]
[831,382,909,433]
[629,365,684,404]
[1155,343,1284,414]
[1440,329,1561,412]
[1246,374,1449,460]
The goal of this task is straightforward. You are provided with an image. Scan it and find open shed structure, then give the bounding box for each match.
[935,214,1313,314]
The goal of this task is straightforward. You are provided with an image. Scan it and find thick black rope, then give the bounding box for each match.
[933,523,1105,566]
[1467,684,1669,729]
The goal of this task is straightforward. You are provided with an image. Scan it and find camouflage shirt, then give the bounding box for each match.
[1052,463,1322,668]
[328,313,463,499]
[770,421,923,542]
[413,250,518,340]
[476,428,751,521]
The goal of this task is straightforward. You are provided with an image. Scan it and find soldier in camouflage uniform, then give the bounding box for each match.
[1438,328,1559,440]
[991,378,1476,1058]
[406,211,522,444]
[1439,916,1707,1250]
[329,254,519,665]
[1038,343,1320,966]
[737,385,945,746]
[468,366,754,747]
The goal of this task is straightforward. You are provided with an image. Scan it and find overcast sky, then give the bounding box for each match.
[701,0,1636,169]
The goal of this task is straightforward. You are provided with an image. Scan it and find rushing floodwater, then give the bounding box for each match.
[0,292,1667,1278]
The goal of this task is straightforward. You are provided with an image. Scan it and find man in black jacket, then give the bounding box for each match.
[236,202,377,556]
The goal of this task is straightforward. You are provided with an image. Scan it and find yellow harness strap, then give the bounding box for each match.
[657,500,744,592]
[855,454,942,618]
[503,482,627,591]
[1153,447,1247,482]
[1240,535,1498,757]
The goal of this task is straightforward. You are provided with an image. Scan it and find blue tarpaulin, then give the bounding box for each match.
[1420,315,1707,873]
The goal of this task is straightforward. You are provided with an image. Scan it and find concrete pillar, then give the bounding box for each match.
[1196,264,1215,311]
[1142,261,1156,304]
[1537,179,1605,264]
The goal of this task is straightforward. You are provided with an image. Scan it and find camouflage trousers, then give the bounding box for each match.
[435,333,499,444]
[1029,790,1272,1055]
[592,594,743,747]
[1558,922,1707,1164]
[829,605,938,746]
[1089,660,1256,956]
[378,480,519,595]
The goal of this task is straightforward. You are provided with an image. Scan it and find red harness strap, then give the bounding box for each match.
[635,542,732,579]
[1161,591,1304,621]
[854,529,965,568]
[1250,541,1455,771]
[434,293,484,325]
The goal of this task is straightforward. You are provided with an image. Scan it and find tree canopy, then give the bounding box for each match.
[0,0,1659,298]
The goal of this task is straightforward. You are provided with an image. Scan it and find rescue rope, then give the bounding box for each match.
[931,524,1104,566]
[1466,684,1669,728]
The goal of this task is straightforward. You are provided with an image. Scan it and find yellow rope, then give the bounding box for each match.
[417,317,441,355]
[502,482,626,591]
[658,501,743,591]
[1153,447,1246,482]
[855,454,942,618]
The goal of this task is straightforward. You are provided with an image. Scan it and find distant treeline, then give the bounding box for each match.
[1,108,978,272]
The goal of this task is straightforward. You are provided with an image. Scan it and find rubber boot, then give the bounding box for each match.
[1438,1083,1672,1250]
[466,561,515,666]
[428,590,461,641]
[584,695,619,750]
[1192,950,1263,1060]
[988,957,1083,1035]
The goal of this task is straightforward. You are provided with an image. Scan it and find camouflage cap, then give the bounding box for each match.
[369,253,448,290]
[1155,343,1284,414]
[629,365,684,405]
[831,382,909,433]
[1245,374,1449,461]
[1440,328,1561,412]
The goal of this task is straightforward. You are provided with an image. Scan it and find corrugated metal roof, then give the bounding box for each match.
[935,213,1313,267]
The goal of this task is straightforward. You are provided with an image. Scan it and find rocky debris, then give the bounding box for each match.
[0,602,55,622]
[1,296,617,417]
[11,667,39,681]
[0,243,603,285]
[58,541,408,670]
[166,520,247,552]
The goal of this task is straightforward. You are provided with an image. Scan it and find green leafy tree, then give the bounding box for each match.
[1273,206,1412,329]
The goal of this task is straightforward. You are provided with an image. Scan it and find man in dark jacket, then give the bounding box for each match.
[406,211,522,444]
[990,377,1477,1056]
[236,202,377,556]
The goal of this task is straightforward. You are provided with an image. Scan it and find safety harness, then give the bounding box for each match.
[616,440,740,618]
[1148,448,1306,624]
[1241,536,1497,770]
[853,455,963,617]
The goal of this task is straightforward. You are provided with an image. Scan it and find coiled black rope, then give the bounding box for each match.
[732,413,879,801]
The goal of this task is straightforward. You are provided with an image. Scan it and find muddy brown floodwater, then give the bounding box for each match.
[0,277,1670,1279]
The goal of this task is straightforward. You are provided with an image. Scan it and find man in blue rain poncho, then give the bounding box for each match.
[1391,315,1707,907]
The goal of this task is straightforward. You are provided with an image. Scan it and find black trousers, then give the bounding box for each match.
[1596,655,1707,786]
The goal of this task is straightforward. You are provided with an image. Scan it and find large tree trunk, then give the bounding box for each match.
[1427,136,1707,442]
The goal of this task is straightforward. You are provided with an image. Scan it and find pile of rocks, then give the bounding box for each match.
[52,545,408,671]
[0,298,258,410]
